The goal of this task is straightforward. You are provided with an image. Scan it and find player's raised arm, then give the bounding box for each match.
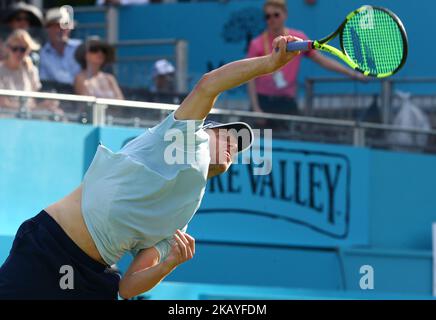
[174,35,301,121]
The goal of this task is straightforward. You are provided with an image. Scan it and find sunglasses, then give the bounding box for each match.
[8,45,27,53]
[88,46,106,54]
[265,12,281,20]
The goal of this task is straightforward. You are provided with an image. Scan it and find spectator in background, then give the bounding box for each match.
[2,1,43,31]
[151,59,175,94]
[0,1,43,62]
[74,37,124,100]
[247,0,365,122]
[39,7,82,85]
[0,29,63,114]
[0,29,40,92]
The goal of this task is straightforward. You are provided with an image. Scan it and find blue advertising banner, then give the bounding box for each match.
[193,140,370,247]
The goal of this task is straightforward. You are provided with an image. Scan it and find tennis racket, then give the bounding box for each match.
[285,5,408,78]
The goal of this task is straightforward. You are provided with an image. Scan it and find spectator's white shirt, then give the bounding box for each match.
[96,0,150,5]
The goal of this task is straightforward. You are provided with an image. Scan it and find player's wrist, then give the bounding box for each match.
[161,258,178,274]
[265,55,279,74]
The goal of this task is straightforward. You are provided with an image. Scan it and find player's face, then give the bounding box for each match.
[206,128,238,178]
[264,5,287,31]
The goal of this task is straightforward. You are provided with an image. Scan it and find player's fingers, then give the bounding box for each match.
[277,36,287,52]
[284,36,304,56]
[285,35,303,43]
[176,230,193,258]
[183,234,195,258]
[272,36,280,48]
[176,229,190,247]
[272,36,285,52]
[184,234,196,256]
[173,233,188,259]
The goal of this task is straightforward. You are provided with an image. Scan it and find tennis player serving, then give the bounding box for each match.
[0,35,300,300]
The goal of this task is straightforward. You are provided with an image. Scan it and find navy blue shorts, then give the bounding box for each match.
[0,210,120,300]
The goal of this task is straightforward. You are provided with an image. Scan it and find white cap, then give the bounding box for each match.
[153,59,175,77]
[45,7,75,29]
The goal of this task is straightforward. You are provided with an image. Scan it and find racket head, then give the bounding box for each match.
[339,5,408,78]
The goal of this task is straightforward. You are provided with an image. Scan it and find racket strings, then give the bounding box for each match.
[342,8,405,75]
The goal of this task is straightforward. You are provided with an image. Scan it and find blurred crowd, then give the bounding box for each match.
[0,0,432,151]
[0,1,178,119]
[0,0,368,121]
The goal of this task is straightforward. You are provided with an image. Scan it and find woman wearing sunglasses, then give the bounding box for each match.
[0,29,63,115]
[74,37,124,100]
[247,0,365,128]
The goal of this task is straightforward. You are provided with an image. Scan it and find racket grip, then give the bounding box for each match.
[286,40,313,52]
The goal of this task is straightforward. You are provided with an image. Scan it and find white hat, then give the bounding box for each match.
[153,59,175,77]
[45,7,75,29]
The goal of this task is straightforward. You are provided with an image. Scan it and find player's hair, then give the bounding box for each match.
[264,0,288,13]
[5,29,40,71]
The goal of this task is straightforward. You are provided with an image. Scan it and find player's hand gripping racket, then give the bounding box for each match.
[286,5,408,78]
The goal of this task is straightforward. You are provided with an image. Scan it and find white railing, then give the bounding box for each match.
[1,89,435,152]
[305,77,436,124]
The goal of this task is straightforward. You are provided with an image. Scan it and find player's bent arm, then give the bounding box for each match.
[175,35,301,121]
[118,247,175,299]
[118,229,195,299]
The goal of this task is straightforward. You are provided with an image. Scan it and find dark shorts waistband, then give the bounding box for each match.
[32,210,109,272]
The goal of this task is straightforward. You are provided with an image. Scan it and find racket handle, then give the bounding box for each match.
[286,40,313,52]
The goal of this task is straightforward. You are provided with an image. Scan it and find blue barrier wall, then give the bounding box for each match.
[368,150,436,250]
[0,118,434,296]
[0,120,98,233]
[76,0,434,94]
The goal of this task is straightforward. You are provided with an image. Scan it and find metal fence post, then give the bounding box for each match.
[305,79,314,116]
[19,96,30,119]
[353,123,366,147]
[175,40,188,94]
[93,103,107,126]
[381,79,393,124]
[106,5,118,44]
